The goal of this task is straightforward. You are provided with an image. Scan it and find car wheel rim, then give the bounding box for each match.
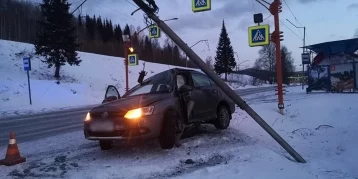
[219,108,230,126]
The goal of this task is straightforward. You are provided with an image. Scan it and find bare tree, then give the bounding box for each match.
[205,56,213,69]
[255,42,276,72]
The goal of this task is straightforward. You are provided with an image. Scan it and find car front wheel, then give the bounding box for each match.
[214,105,231,130]
[159,110,180,149]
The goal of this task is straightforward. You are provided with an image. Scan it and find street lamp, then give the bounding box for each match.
[185,40,209,67]
[286,19,306,89]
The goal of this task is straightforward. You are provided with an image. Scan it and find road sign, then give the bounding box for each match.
[248,25,270,47]
[302,53,310,64]
[192,0,211,13]
[149,25,161,38]
[128,54,138,66]
[23,57,32,104]
[23,57,31,71]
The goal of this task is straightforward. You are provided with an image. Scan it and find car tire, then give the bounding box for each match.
[214,105,231,130]
[99,140,112,150]
[159,110,178,149]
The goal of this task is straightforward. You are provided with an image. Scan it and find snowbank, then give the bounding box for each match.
[0,40,255,116]
[0,87,357,179]
[0,40,195,115]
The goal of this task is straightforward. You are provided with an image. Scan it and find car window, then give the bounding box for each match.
[208,78,216,86]
[105,86,119,98]
[125,70,173,97]
[128,84,154,96]
[191,73,211,87]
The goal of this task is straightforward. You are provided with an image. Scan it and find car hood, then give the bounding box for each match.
[90,93,171,114]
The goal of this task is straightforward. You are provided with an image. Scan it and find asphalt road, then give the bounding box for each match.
[0,86,278,147]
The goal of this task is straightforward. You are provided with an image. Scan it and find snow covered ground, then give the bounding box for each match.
[0,86,357,179]
[0,40,253,117]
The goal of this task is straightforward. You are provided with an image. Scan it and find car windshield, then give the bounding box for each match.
[125,70,173,97]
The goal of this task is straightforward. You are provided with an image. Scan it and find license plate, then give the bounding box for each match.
[90,121,114,132]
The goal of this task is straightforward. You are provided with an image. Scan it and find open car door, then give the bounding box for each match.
[102,85,120,103]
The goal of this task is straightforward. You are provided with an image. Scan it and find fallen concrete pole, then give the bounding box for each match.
[131,0,306,163]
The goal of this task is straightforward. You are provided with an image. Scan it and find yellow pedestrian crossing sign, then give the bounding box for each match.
[128,54,138,66]
[248,25,270,47]
[149,25,160,38]
[192,0,211,13]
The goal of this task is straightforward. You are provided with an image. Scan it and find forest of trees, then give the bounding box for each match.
[0,0,197,68]
[253,42,295,85]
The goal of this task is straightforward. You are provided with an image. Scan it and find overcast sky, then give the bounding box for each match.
[29,0,358,69]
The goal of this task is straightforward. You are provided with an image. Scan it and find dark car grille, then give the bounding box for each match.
[91,111,125,118]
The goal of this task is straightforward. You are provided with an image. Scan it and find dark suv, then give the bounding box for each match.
[84,68,235,150]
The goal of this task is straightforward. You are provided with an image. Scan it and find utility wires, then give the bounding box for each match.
[93,0,135,21]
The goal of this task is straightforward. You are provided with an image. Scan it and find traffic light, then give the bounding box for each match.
[270,30,284,43]
[128,47,135,54]
[269,0,282,15]
[278,3,282,13]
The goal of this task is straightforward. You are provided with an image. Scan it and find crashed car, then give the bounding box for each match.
[84,68,235,150]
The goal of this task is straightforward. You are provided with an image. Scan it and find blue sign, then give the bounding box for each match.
[128,54,138,66]
[248,25,270,47]
[192,0,211,13]
[149,25,160,38]
[302,53,311,64]
[23,57,31,71]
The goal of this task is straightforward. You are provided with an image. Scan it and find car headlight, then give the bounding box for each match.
[85,112,91,121]
[124,106,154,120]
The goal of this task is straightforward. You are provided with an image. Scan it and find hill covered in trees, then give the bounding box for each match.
[0,0,196,68]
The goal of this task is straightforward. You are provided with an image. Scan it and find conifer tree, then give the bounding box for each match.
[214,20,236,80]
[35,0,81,79]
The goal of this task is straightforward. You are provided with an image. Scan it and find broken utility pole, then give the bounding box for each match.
[131,0,306,163]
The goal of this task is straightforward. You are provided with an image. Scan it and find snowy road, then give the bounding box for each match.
[1,86,357,179]
[0,89,277,179]
[0,86,278,147]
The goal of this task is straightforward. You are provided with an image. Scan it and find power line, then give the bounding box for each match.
[280,20,302,40]
[264,14,272,21]
[125,0,138,8]
[251,0,257,13]
[283,0,302,27]
[93,0,135,21]
[282,0,304,39]
[70,0,88,15]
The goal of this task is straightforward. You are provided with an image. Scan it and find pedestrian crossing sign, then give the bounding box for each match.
[128,54,138,66]
[149,25,160,38]
[192,0,211,13]
[248,25,270,47]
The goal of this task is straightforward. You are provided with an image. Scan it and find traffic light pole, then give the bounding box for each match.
[269,0,284,115]
[123,41,130,93]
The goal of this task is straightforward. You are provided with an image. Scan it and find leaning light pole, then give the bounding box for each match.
[286,19,306,90]
[185,40,209,67]
[131,0,306,163]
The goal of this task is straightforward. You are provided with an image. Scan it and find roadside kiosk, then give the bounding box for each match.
[305,38,358,93]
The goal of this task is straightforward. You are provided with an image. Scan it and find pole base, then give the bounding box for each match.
[279,108,284,115]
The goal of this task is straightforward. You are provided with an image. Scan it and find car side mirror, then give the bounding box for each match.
[102,96,118,104]
[103,85,120,103]
[178,85,193,92]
